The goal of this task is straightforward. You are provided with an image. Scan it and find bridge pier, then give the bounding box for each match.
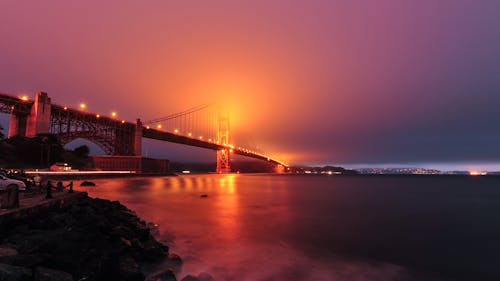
[134,119,142,156]
[26,92,51,137]
[8,110,28,138]
[8,92,51,138]
[216,148,231,173]
[274,164,286,174]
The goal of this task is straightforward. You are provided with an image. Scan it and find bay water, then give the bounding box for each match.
[78,174,500,281]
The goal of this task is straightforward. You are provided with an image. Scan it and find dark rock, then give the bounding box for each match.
[0,196,172,281]
[0,253,49,268]
[80,181,96,186]
[197,272,215,281]
[180,275,200,281]
[119,255,144,281]
[147,222,160,237]
[34,267,73,281]
[141,239,168,261]
[0,263,32,281]
[166,253,183,273]
[0,246,18,257]
[146,269,177,281]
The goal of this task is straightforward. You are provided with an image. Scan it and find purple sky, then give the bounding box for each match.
[1,0,500,170]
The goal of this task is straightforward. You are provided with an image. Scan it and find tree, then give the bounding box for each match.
[74,145,90,157]
[0,124,4,140]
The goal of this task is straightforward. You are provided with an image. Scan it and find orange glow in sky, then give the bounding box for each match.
[1,1,500,168]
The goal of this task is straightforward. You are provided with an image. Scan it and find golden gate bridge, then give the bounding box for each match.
[0,92,287,173]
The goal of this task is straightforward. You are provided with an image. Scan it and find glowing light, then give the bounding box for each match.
[229,149,233,153]
[157,124,162,129]
[96,114,100,118]
[79,103,86,110]
[199,136,203,140]
[20,95,28,101]
[188,132,192,137]
[111,112,117,117]
[121,120,125,124]
[470,171,487,176]
[146,125,150,129]
[208,138,212,142]
[174,129,179,134]
[63,106,68,110]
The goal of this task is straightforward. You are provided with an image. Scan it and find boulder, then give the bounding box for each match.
[0,263,32,281]
[0,246,18,257]
[119,255,144,281]
[34,267,73,281]
[166,253,183,273]
[0,253,49,268]
[180,275,200,281]
[146,269,177,281]
[80,181,96,186]
[197,273,216,281]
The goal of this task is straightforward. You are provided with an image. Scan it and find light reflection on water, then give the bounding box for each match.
[77,174,500,281]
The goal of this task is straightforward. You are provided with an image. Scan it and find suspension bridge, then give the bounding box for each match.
[0,92,287,173]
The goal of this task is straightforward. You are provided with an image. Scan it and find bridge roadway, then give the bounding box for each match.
[142,128,286,166]
[0,92,287,167]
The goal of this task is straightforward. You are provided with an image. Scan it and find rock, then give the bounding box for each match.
[119,255,144,281]
[146,269,177,281]
[0,253,49,268]
[80,181,96,186]
[167,253,183,273]
[34,267,73,281]
[0,246,18,257]
[147,222,160,237]
[197,272,215,281]
[0,263,32,281]
[180,275,200,281]
[0,196,173,281]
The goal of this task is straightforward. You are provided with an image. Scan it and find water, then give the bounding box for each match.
[78,174,500,281]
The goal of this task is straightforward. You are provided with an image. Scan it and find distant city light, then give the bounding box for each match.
[174,129,179,134]
[63,106,68,110]
[96,114,100,118]
[157,124,162,129]
[20,95,28,101]
[146,125,150,129]
[188,132,192,137]
[111,111,117,117]
[199,136,203,140]
[79,103,86,110]
[121,120,125,124]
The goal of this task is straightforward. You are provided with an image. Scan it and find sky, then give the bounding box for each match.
[1,0,500,170]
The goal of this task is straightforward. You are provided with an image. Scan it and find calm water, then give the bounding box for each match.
[78,174,500,281]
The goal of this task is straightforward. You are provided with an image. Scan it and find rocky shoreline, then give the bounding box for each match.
[0,195,190,281]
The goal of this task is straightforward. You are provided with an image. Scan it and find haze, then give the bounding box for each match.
[1,0,500,170]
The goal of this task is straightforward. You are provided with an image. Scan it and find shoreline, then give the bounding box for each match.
[0,191,182,281]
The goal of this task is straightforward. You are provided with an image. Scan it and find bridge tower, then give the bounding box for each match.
[8,92,51,138]
[216,111,231,173]
[26,92,51,137]
[134,118,143,156]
